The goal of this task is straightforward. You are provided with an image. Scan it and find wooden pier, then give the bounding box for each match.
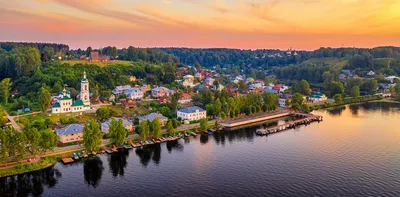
[61,158,74,164]
[256,114,322,136]
[221,111,291,128]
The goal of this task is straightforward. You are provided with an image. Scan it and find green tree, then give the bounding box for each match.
[138,121,150,140]
[24,127,41,156]
[290,93,305,111]
[166,120,175,136]
[395,84,400,100]
[389,86,395,95]
[299,80,311,96]
[39,87,51,113]
[96,107,116,121]
[0,78,12,104]
[108,118,128,145]
[350,86,360,98]
[152,117,161,138]
[326,81,344,97]
[334,94,343,104]
[214,98,222,116]
[199,118,208,132]
[0,127,11,159]
[83,120,103,152]
[40,128,58,153]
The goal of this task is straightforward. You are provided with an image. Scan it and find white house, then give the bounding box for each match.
[367,71,376,76]
[124,88,144,100]
[204,77,215,86]
[279,94,291,107]
[177,106,206,121]
[309,92,328,103]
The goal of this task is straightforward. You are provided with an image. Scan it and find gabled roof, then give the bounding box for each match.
[101,118,132,128]
[178,106,205,113]
[56,124,84,135]
[139,113,168,122]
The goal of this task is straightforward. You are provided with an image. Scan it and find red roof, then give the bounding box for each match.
[181,93,191,99]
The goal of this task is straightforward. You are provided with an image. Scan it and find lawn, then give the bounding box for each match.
[107,103,150,116]
[62,60,133,67]
[302,57,349,69]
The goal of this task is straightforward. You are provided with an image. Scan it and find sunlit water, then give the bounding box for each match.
[1,102,400,197]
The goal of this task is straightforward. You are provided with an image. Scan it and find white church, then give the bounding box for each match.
[52,72,91,114]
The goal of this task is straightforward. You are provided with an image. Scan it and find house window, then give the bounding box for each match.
[85,85,87,90]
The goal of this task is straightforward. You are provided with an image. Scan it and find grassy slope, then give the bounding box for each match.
[302,57,349,70]
[62,60,133,67]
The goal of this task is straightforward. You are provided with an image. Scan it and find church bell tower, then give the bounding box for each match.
[80,71,90,106]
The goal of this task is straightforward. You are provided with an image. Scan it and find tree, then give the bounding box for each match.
[166,120,175,136]
[326,81,344,97]
[24,127,41,156]
[334,94,343,104]
[395,84,400,100]
[86,47,93,56]
[390,85,395,95]
[108,118,128,146]
[195,62,201,70]
[138,121,150,140]
[290,93,305,111]
[214,98,222,116]
[0,78,12,104]
[350,86,360,98]
[40,128,58,153]
[0,127,11,159]
[83,120,103,152]
[199,118,208,132]
[39,87,51,113]
[96,107,116,121]
[170,94,179,113]
[299,80,311,96]
[152,117,161,138]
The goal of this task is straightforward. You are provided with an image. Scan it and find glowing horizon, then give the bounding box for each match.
[1,0,400,50]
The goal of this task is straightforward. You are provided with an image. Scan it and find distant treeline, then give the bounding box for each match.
[0,42,69,53]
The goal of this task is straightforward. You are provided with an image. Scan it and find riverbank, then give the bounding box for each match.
[0,156,59,178]
[309,95,384,110]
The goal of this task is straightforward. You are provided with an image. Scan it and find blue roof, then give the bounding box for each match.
[178,106,205,113]
[56,124,83,135]
[266,88,278,94]
[102,118,132,128]
[139,113,168,122]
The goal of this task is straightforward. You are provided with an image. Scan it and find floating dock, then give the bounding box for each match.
[61,158,74,164]
[256,114,322,136]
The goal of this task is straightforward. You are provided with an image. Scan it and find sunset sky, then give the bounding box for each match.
[1,0,399,50]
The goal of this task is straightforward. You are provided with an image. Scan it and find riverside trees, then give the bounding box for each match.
[108,118,128,146]
[83,120,103,152]
[0,126,57,163]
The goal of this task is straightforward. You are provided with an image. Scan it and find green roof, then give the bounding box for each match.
[60,96,72,101]
[81,78,88,82]
[71,100,84,107]
[52,103,60,108]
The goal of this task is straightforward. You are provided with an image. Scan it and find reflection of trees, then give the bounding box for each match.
[108,150,128,177]
[84,156,103,188]
[166,141,183,153]
[199,134,209,144]
[135,144,162,167]
[326,106,346,116]
[0,166,61,197]
[360,102,399,112]
[349,104,360,115]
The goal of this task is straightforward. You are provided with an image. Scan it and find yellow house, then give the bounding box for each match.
[55,124,84,143]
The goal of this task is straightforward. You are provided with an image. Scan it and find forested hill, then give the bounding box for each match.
[157,47,400,69]
[0,42,69,53]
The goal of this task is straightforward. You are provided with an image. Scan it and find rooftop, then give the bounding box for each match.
[178,106,205,113]
[56,124,84,135]
[139,113,168,121]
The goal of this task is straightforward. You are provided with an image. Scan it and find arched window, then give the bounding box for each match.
[85,96,88,100]
[85,85,87,90]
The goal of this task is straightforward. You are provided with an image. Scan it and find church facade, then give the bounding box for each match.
[52,72,91,114]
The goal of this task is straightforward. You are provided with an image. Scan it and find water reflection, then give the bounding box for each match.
[349,105,360,115]
[83,157,103,188]
[135,144,162,167]
[326,106,346,116]
[0,167,61,197]
[166,141,184,153]
[108,150,129,177]
[199,134,209,144]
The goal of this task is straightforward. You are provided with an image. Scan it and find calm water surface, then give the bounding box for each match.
[1,102,400,197]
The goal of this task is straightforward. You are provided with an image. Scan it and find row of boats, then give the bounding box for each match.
[62,132,199,164]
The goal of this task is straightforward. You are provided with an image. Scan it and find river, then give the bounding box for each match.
[1,102,400,197]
